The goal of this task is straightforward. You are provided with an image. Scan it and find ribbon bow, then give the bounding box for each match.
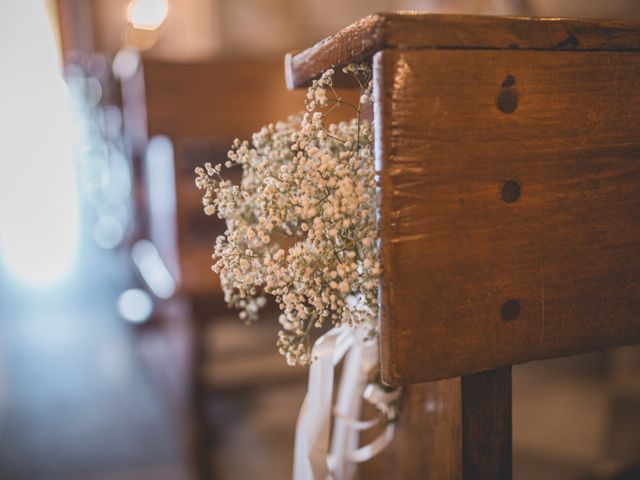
[293,325,399,479]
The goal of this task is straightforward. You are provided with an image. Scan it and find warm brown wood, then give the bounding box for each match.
[361,378,461,479]
[286,13,640,89]
[376,47,640,386]
[462,367,512,480]
[284,12,640,480]
[141,58,305,142]
[359,367,511,480]
[364,371,511,480]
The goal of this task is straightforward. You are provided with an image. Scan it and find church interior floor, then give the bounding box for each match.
[0,243,186,480]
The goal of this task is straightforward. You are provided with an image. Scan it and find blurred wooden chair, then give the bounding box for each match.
[119,57,308,479]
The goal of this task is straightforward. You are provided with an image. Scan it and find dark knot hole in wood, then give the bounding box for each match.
[497,75,518,113]
[501,180,521,203]
[501,299,520,321]
[501,74,516,88]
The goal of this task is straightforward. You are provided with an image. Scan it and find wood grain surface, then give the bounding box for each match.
[286,13,640,89]
[363,378,462,479]
[280,14,640,478]
[376,48,640,385]
[462,367,512,479]
[364,370,511,479]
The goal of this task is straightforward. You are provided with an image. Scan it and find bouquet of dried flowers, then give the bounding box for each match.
[195,64,378,367]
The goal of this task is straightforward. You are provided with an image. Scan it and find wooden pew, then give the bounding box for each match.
[287,13,640,479]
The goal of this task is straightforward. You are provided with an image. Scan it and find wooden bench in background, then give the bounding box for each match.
[121,57,307,298]
[119,57,310,479]
[287,13,640,479]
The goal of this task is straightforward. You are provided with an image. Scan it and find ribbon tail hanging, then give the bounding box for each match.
[328,335,378,479]
[293,324,398,480]
[293,326,353,480]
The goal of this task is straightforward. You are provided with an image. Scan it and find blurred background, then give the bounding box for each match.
[1,1,640,479]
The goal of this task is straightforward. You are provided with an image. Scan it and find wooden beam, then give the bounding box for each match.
[285,13,640,89]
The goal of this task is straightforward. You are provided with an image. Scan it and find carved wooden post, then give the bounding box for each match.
[287,13,640,479]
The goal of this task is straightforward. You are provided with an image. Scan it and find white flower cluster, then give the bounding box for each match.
[195,64,378,366]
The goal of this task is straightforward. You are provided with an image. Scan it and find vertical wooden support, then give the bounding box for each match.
[461,367,512,480]
[368,378,462,479]
[375,369,511,480]
[396,379,463,479]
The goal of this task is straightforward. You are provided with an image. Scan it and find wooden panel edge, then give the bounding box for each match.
[374,49,401,387]
[286,13,640,90]
[285,13,386,89]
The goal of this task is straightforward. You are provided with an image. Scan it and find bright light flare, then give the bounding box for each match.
[127,0,169,31]
[131,239,176,299]
[117,289,153,323]
[0,1,79,286]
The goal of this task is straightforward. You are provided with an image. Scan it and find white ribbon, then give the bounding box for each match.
[293,325,399,480]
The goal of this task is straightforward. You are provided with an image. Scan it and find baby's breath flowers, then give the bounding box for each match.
[195,64,378,366]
